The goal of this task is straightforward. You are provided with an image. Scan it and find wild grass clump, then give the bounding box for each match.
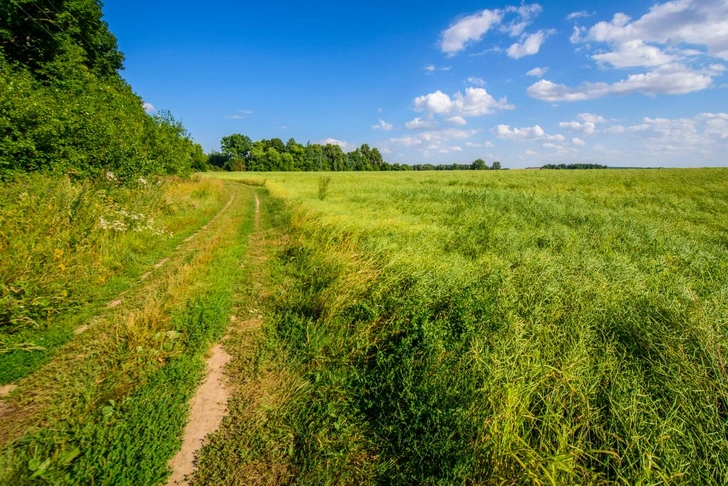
[219,169,728,484]
[318,175,332,200]
[0,173,226,382]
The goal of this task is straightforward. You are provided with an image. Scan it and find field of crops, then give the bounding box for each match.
[203,169,728,484]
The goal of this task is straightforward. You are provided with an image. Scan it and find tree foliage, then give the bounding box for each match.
[0,0,200,180]
[541,163,608,170]
[209,134,505,172]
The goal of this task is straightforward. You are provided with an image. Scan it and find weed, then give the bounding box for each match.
[318,176,332,200]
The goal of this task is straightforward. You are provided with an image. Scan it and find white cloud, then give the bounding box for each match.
[527,63,716,101]
[319,138,355,151]
[566,11,593,21]
[447,116,468,126]
[227,109,253,119]
[507,30,554,59]
[440,3,544,55]
[585,1,728,62]
[390,128,479,156]
[558,114,607,134]
[524,149,539,156]
[626,112,728,154]
[526,66,548,77]
[591,39,676,68]
[440,9,504,54]
[494,124,565,142]
[559,121,596,134]
[143,102,156,114]
[541,1,728,104]
[500,4,544,36]
[405,117,436,130]
[467,76,486,86]
[465,142,482,147]
[372,119,393,131]
[485,141,495,148]
[414,87,513,117]
[572,137,586,146]
[424,64,452,74]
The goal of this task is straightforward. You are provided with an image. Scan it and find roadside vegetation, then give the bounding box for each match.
[0,174,227,383]
[199,169,728,484]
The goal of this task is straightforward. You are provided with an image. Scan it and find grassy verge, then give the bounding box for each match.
[0,181,256,484]
[204,169,728,484]
[0,174,227,384]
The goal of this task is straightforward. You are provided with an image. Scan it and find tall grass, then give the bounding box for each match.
[0,181,256,485]
[0,174,227,383]
[213,169,728,484]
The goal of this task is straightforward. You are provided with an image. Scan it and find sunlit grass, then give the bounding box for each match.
[211,169,728,484]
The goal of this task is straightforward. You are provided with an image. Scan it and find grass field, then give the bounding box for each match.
[198,169,728,484]
[2,169,727,484]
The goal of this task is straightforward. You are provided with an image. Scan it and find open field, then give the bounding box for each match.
[1,169,727,484]
[198,169,728,484]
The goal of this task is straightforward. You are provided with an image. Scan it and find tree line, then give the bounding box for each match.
[541,163,608,170]
[0,0,204,181]
[204,134,503,172]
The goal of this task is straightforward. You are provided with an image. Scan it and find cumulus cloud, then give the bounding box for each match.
[527,63,717,101]
[390,129,479,157]
[532,1,728,104]
[591,39,676,68]
[319,138,355,151]
[143,102,156,114]
[447,116,468,126]
[558,113,608,134]
[414,87,513,117]
[526,66,548,77]
[494,124,565,142]
[440,3,544,55]
[507,30,554,59]
[584,1,728,62]
[467,76,486,86]
[440,9,504,54]
[372,119,393,131]
[465,142,482,147]
[626,112,728,154]
[572,137,586,146]
[405,117,436,130]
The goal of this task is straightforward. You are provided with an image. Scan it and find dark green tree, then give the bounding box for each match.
[471,158,487,170]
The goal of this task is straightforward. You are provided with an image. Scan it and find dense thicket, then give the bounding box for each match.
[209,133,503,172]
[0,0,202,180]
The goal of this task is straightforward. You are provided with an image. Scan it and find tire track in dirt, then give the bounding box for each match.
[166,192,262,485]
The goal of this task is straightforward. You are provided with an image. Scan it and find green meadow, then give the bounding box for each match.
[2,169,728,484]
[197,169,728,484]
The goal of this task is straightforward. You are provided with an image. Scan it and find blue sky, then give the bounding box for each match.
[104,0,728,167]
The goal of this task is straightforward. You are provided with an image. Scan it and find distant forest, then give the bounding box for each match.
[205,134,503,172]
[541,163,608,170]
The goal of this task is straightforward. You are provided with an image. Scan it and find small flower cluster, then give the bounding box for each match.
[99,207,172,237]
